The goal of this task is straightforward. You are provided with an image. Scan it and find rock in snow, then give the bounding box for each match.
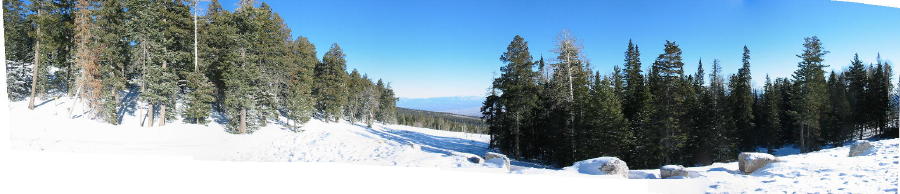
[467,156,483,164]
[566,157,629,178]
[660,165,688,179]
[738,152,777,174]
[458,153,482,164]
[849,140,875,157]
[483,152,510,171]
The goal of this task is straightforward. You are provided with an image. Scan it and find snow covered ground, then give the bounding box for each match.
[7,97,899,193]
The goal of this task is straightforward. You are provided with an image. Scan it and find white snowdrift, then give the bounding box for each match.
[8,97,899,193]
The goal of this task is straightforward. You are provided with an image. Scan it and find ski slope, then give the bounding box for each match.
[8,97,899,193]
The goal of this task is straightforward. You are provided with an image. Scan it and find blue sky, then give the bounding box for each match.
[209,0,899,98]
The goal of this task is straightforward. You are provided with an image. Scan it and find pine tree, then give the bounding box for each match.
[5,0,34,101]
[792,36,829,152]
[31,0,76,98]
[4,0,34,63]
[95,0,129,124]
[183,71,215,124]
[621,40,657,168]
[492,35,540,159]
[582,72,633,160]
[845,54,867,140]
[709,59,737,162]
[128,0,191,127]
[359,75,381,127]
[345,69,364,123]
[823,71,850,145]
[775,77,798,146]
[282,37,317,129]
[314,43,349,122]
[687,59,713,164]
[647,40,688,166]
[26,0,48,110]
[622,40,649,127]
[70,0,104,120]
[759,75,783,152]
[547,30,591,166]
[867,57,892,137]
[376,79,397,123]
[730,45,755,151]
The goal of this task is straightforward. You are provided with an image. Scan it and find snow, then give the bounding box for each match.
[740,152,777,161]
[8,97,900,193]
[660,165,682,170]
[697,139,899,193]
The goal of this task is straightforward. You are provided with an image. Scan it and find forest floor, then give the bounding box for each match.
[7,97,898,193]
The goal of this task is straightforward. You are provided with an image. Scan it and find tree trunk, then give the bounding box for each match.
[158,104,167,126]
[239,107,247,134]
[158,60,168,126]
[147,104,155,127]
[28,22,41,110]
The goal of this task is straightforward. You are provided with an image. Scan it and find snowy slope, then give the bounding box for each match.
[8,97,899,193]
[9,97,501,169]
[622,139,899,193]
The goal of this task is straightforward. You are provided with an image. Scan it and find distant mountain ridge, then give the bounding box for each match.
[396,96,484,117]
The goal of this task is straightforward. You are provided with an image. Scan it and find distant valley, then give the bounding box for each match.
[396,96,484,117]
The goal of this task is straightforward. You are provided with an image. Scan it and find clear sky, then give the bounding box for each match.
[208,0,900,98]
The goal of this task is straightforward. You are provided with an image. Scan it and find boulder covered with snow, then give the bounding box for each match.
[566,157,629,178]
[483,152,510,171]
[659,165,688,179]
[849,140,875,157]
[738,152,777,174]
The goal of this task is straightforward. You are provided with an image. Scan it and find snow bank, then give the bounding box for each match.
[564,157,629,178]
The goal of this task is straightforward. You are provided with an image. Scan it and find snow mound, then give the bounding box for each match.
[564,157,629,178]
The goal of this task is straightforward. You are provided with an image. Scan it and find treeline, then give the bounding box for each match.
[4,0,398,133]
[482,32,898,168]
[396,107,488,134]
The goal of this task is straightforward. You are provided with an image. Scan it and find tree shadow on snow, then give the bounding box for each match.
[32,97,57,108]
[364,126,489,157]
[364,126,551,169]
[116,87,141,123]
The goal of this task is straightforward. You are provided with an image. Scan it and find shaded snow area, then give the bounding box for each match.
[9,97,900,193]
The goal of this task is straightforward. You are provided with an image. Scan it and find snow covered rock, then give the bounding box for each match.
[738,152,777,174]
[483,152,510,171]
[659,165,687,179]
[849,140,875,157]
[566,157,629,178]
